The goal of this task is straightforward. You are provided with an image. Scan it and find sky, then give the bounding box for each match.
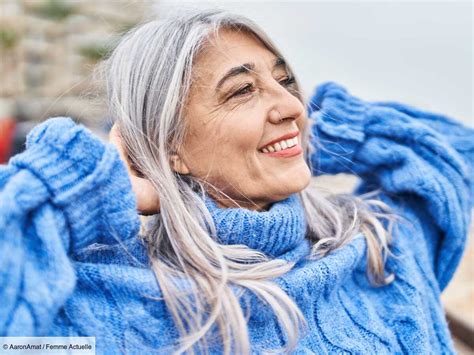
[156,1,473,127]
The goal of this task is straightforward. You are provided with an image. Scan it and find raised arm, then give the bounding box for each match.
[0,117,140,335]
[306,82,474,290]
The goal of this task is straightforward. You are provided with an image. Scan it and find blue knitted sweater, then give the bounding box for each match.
[1,82,473,354]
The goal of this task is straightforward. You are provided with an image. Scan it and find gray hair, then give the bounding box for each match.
[98,8,400,354]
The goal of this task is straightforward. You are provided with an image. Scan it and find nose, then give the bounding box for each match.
[267,81,304,125]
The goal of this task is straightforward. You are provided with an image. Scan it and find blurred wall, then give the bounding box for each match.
[0,0,148,128]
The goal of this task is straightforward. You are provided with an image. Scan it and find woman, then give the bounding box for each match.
[1,9,473,354]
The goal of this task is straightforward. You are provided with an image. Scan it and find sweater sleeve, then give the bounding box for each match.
[307,82,474,291]
[0,117,140,335]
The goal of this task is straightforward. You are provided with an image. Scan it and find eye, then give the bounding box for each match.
[279,75,296,87]
[229,83,254,99]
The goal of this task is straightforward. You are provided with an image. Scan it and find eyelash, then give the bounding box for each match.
[228,76,296,100]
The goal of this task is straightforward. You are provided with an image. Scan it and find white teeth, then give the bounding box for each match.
[260,135,299,153]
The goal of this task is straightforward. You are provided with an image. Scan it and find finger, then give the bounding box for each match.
[109,125,140,175]
[110,124,160,214]
[131,175,161,214]
[109,125,128,161]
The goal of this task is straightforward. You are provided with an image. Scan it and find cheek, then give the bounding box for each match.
[185,102,267,179]
[220,129,262,174]
[216,107,265,155]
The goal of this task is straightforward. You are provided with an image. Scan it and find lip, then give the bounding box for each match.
[260,141,303,158]
[259,131,299,150]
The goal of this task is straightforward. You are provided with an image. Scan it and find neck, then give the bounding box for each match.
[207,191,271,211]
[215,199,270,211]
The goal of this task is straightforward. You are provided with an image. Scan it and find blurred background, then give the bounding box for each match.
[0,0,472,352]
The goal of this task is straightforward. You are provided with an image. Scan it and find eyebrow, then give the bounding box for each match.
[215,56,287,92]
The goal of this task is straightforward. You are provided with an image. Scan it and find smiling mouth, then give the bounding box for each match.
[259,136,298,153]
[258,136,302,158]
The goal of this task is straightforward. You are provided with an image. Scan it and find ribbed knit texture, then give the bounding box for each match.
[1,82,473,354]
[203,194,310,262]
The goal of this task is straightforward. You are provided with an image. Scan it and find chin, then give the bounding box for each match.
[271,177,312,202]
[291,165,312,192]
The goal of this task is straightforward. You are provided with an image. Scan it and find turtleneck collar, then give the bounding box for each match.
[203,193,311,263]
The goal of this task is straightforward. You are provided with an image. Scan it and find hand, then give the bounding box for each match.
[109,124,161,215]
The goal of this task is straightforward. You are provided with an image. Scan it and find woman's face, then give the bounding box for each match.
[177,28,311,211]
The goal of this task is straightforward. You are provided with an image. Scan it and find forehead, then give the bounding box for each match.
[192,28,277,81]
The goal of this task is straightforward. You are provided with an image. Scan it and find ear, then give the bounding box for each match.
[170,154,190,175]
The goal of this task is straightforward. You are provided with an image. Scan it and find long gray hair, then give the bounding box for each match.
[99,8,399,354]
